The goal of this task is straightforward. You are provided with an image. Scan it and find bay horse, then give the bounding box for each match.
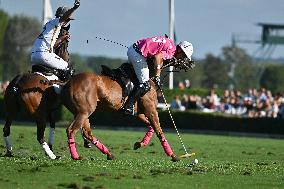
[61,57,194,161]
[2,28,72,159]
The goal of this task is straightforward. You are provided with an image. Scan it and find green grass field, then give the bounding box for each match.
[0,125,283,189]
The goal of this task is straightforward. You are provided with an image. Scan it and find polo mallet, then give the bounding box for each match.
[159,88,195,158]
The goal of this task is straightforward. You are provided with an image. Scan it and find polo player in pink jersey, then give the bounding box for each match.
[122,35,194,115]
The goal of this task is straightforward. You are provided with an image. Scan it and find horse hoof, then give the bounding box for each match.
[84,142,92,148]
[171,154,180,162]
[107,154,115,160]
[4,151,14,157]
[55,156,61,160]
[133,142,142,150]
[72,156,84,160]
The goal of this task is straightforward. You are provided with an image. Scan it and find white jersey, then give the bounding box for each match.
[32,17,62,53]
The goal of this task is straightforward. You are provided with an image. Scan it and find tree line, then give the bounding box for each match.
[0,9,283,93]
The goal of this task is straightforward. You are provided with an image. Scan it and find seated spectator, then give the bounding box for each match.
[178,81,185,90]
[182,94,198,110]
[259,88,267,103]
[184,79,191,88]
[182,94,190,109]
[156,91,168,110]
[170,95,185,111]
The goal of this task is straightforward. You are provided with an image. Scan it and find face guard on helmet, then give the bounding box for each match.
[170,41,195,71]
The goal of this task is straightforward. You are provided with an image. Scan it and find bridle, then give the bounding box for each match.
[154,57,196,87]
[161,57,195,72]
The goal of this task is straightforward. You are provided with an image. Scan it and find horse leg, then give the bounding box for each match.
[81,119,114,160]
[144,108,179,162]
[66,113,88,160]
[47,112,56,152]
[3,118,14,157]
[3,92,18,157]
[133,114,155,150]
[36,117,56,159]
[80,128,91,148]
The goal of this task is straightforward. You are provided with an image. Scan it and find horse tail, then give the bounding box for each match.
[3,74,23,120]
[6,74,22,94]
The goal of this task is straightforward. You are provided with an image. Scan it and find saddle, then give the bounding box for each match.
[101,63,138,100]
[32,64,73,82]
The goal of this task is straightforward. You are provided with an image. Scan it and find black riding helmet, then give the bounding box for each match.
[55,6,74,20]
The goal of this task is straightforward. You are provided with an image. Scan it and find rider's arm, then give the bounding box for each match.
[59,0,80,23]
[54,33,69,48]
[153,53,164,77]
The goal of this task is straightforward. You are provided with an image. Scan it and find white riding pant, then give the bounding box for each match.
[31,51,68,70]
[127,46,149,83]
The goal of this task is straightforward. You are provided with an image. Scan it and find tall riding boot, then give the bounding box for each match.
[122,82,151,115]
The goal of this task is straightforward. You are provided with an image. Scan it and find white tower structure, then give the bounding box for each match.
[42,0,53,25]
[169,0,175,89]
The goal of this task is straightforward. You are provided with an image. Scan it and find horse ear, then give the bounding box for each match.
[164,34,169,38]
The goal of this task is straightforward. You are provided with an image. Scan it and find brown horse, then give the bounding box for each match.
[2,28,71,159]
[61,58,194,161]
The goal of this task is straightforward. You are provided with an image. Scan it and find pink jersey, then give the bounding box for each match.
[137,36,176,60]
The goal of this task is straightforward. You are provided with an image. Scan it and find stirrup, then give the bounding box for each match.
[121,105,135,116]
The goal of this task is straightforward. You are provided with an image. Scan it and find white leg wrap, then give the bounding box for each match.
[42,142,56,159]
[4,136,12,151]
[48,127,55,146]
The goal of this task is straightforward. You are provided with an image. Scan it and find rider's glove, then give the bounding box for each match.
[74,0,80,9]
[153,76,161,89]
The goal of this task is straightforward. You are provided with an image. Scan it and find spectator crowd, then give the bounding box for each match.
[158,81,284,119]
[1,79,284,119]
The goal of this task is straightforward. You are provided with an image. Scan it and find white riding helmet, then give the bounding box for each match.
[178,41,193,60]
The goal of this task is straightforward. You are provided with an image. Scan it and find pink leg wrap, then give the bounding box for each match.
[160,137,173,156]
[92,138,109,154]
[141,125,154,146]
[68,138,79,159]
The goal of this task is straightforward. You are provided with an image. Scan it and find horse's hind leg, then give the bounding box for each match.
[80,128,92,148]
[3,92,18,157]
[133,114,155,150]
[81,119,114,160]
[47,112,56,152]
[36,117,56,159]
[3,117,14,157]
[143,104,179,162]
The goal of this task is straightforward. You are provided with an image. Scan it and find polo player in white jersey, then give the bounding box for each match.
[31,0,80,80]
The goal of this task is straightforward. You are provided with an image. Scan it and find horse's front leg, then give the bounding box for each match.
[36,117,56,159]
[142,96,179,162]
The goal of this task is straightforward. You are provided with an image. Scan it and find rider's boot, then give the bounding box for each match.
[121,81,151,116]
[58,65,75,82]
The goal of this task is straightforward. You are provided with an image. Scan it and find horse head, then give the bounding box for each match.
[162,57,196,72]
